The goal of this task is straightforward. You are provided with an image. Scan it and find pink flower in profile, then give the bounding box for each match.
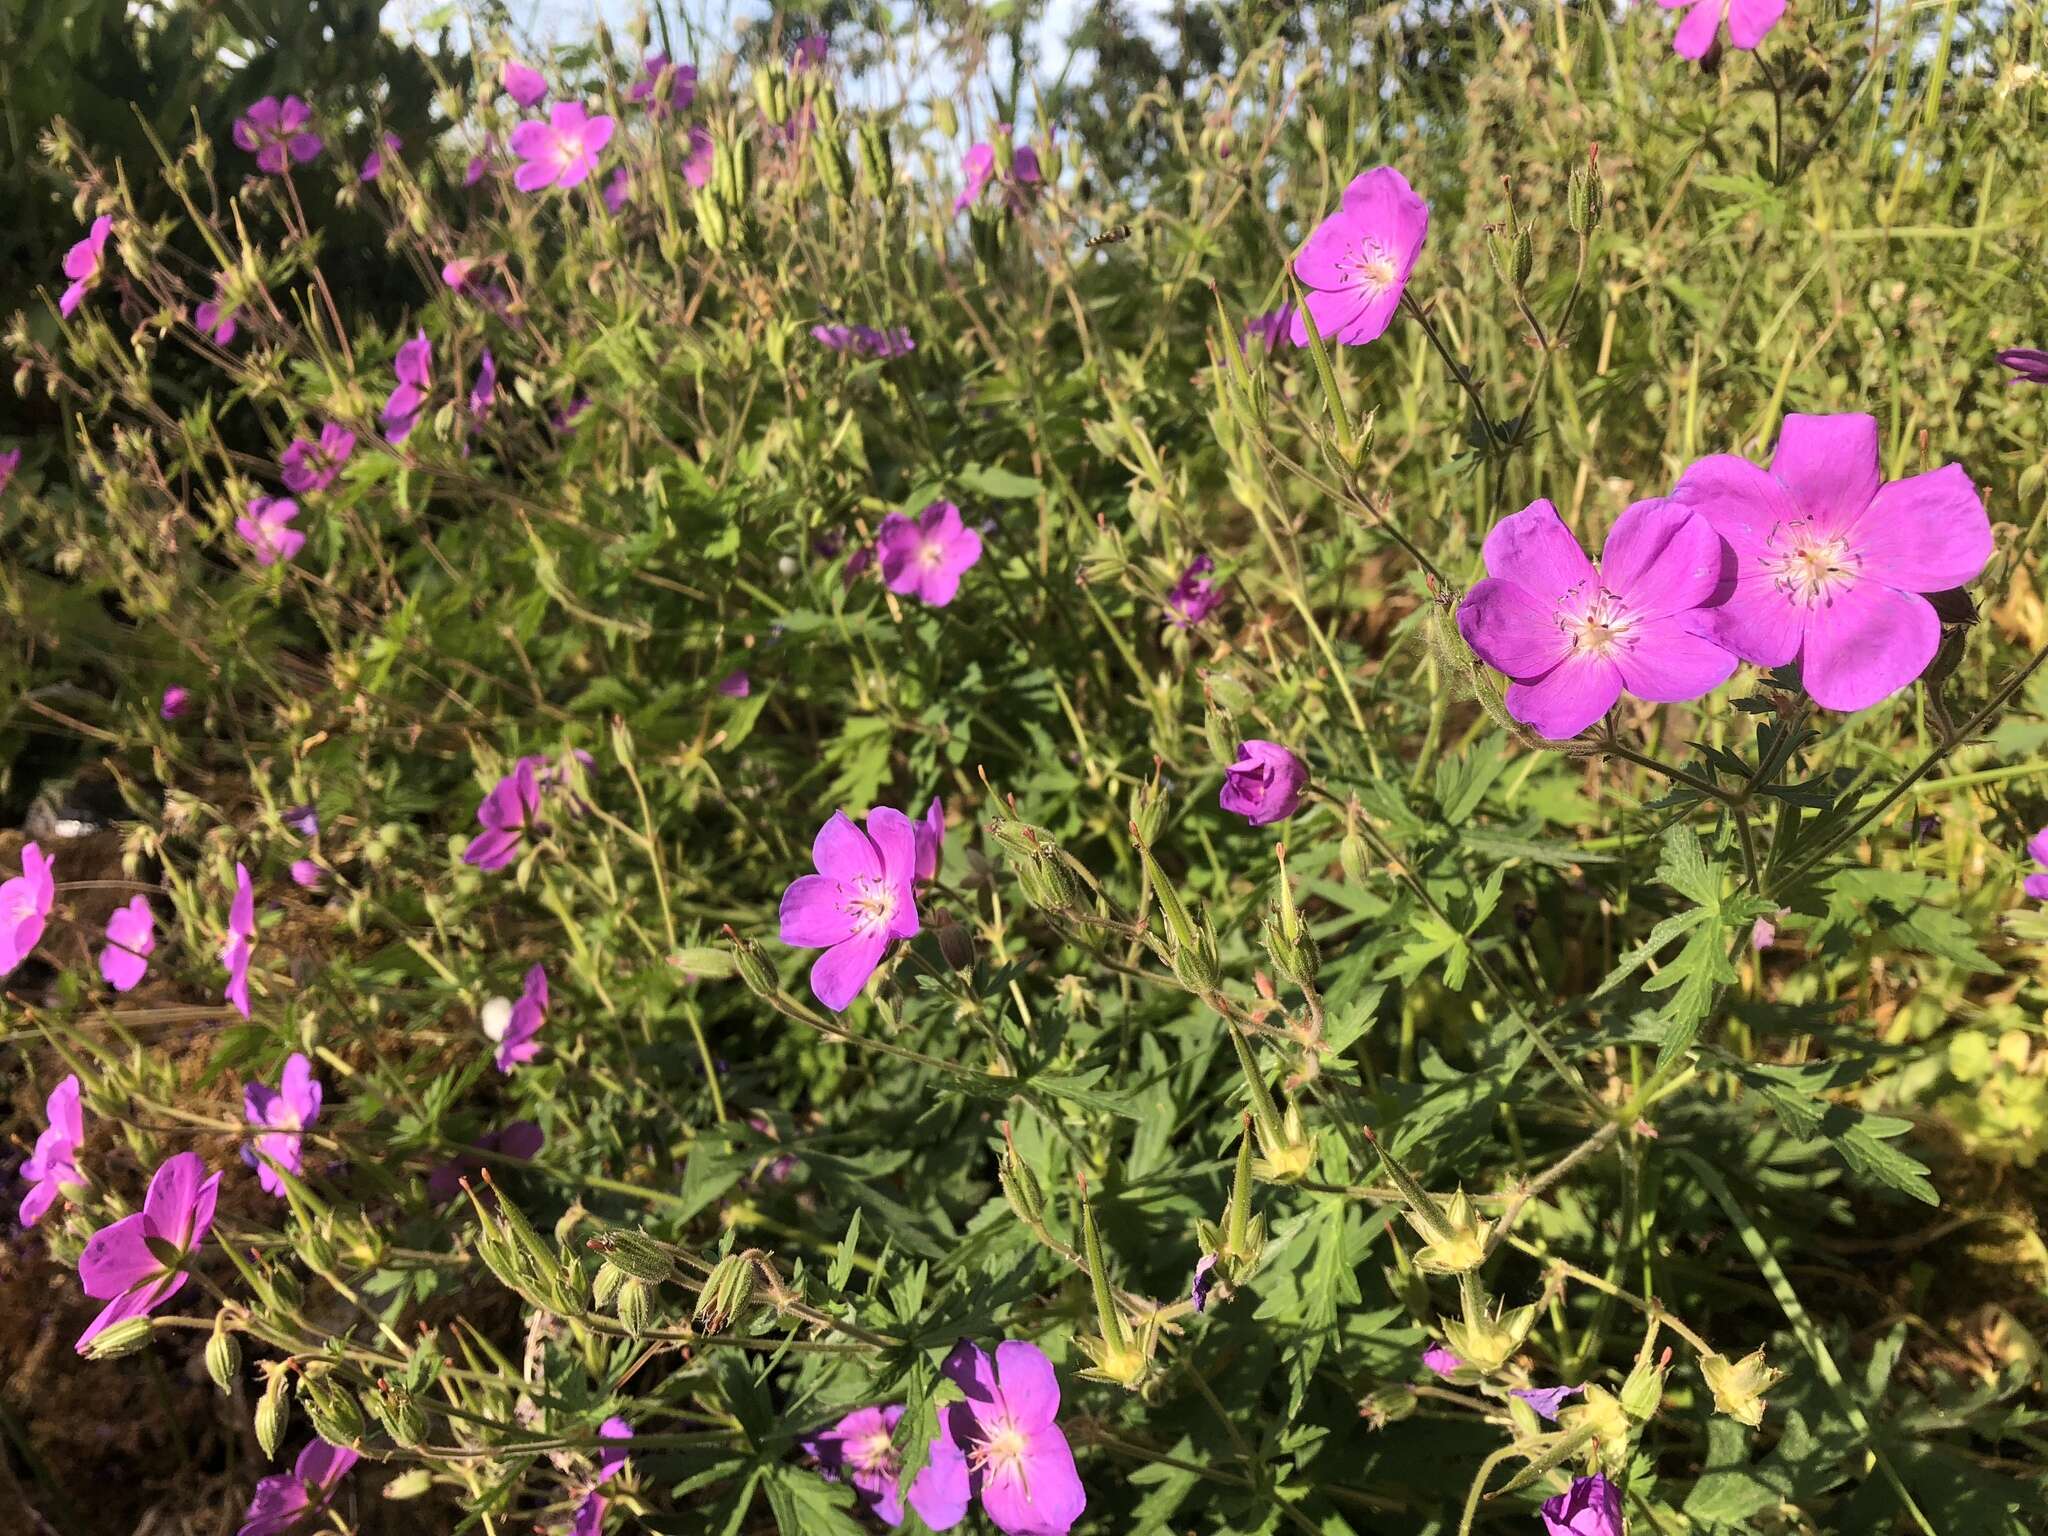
[427,1120,544,1202]
[1457,498,1737,740]
[470,347,498,419]
[193,273,241,346]
[603,166,632,212]
[237,1439,360,1536]
[232,96,323,174]
[1540,1474,1624,1536]
[1166,555,1223,628]
[501,57,548,109]
[74,1151,221,1353]
[20,1075,85,1229]
[511,102,615,191]
[442,257,479,291]
[464,759,544,870]
[465,151,493,186]
[281,423,356,495]
[1420,1343,1462,1379]
[1242,304,1298,352]
[236,496,305,567]
[790,35,829,72]
[0,840,56,977]
[912,796,945,882]
[718,669,751,697]
[160,686,190,720]
[242,1052,323,1196]
[221,861,256,1017]
[955,129,1042,214]
[99,896,155,992]
[381,330,434,442]
[1659,0,1785,60]
[877,501,983,607]
[941,1340,1087,1536]
[683,124,715,187]
[779,808,922,1011]
[490,964,548,1074]
[1671,412,1993,713]
[2024,828,2048,901]
[570,1418,634,1536]
[1190,1253,1218,1311]
[804,1404,971,1530]
[58,215,113,318]
[628,53,696,116]
[1998,348,2048,387]
[360,131,402,183]
[1289,167,1428,348]
[1218,740,1307,826]
[289,859,323,890]
[0,448,19,493]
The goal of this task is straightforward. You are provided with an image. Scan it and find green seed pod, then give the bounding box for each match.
[1360,1386,1418,1430]
[998,1127,1046,1230]
[590,1229,676,1285]
[206,1318,243,1396]
[300,1226,338,1277]
[694,1253,757,1334]
[1512,227,1534,287]
[813,131,852,201]
[1170,921,1221,992]
[378,1384,429,1449]
[592,1259,628,1310]
[256,1369,292,1458]
[751,66,780,125]
[857,117,892,195]
[301,1374,366,1447]
[693,190,729,253]
[1620,1354,1667,1421]
[265,1266,304,1312]
[616,1276,660,1335]
[932,98,957,140]
[730,934,778,997]
[992,124,1016,178]
[83,1316,155,1360]
[1486,226,1520,289]
[1018,849,1076,915]
[1262,908,1320,991]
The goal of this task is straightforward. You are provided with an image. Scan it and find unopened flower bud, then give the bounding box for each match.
[1567,165,1603,234]
[1701,1348,1782,1428]
[84,1316,155,1360]
[1016,848,1077,914]
[592,1260,627,1310]
[1262,908,1320,991]
[932,99,957,139]
[1204,706,1236,768]
[256,1368,292,1458]
[588,1229,675,1285]
[1360,1386,1418,1430]
[300,1373,366,1447]
[934,911,976,971]
[694,1253,757,1334]
[206,1318,243,1395]
[992,124,1016,177]
[377,1383,429,1449]
[1508,1393,1544,1441]
[730,934,778,997]
[1620,1352,1667,1421]
[998,1124,1046,1230]
[616,1276,660,1335]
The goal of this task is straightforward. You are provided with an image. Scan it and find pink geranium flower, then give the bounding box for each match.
[1166,555,1222,628]
[490,964,548,1074]
[955,128,1041,214]
[232,96,323,174]
[1457,498,1737,740]
[237,1439,359,1536]
[242,1052,323,1196]
[359,131,402,183]
[1659,0,1785,60]
[193,273,242,345]
[941,1340,1087,1536]
[779,809,921,1011]
[469,347,498,421]
[684,124,716,188]
[912,796,945,882]
[427,1120,544,1202]
[1242,304,1299,352]
[2024,828,2048,901]
[1541,1474,1624,1536]
[1671,412,1993,712]
[510,102,616,191]
[804,1404,971,1529]
[790,35,829,71]
[381,330,434,442]
[1512,1384,1582,1423]
[571,1418,634,1536]
[59,215,114,318]
[627,53,695,116]
[877,501,982,607]
[1999,348,2048,387]
[20,1075,85,1228]
[75,1151,221,1353]
[0,840,56,977]
[160,686,190,720]
[1421,1343,1462,1379]
[718,669,751,698]
[99,895,155,992]
[1218,741,1307,826]
[501,57,548,109]
[1289,166,1428,348]
[281,423,355,495]
[464,759,544,870]
[235,496,305,567]
[221,861,256,1017]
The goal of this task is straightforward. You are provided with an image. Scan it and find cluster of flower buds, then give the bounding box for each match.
[1260,844,1319,993]
[300,1365,368,1448]
[465,1174,581,1314]
[988,799,1078,915]
[856,116,892,198]
[693,1250,758,1334]
[694,134,754,253]
[590,1227,675,1334]
[1132,825,1220,992]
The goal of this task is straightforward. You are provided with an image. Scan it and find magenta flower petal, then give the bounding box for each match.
[1456,580,1575,677]
[1511,1384,1581,1423]
[1420,1343,1461,1378]
[1219,740,1308,826]
[1541,1473,1624,1536]
[1479,499,1598,601]
[1611,615,1739,702]
[501,58,547,108]
[1507,657,1625,740]
[810,927,889,1012]
[78,1212,155,1298]
[1768,413,1882,535]
[1671,0,1722,57]
[99,895,155,991]
[813,810,883,882]
[1596,500,1730,617]
[1797,578,1940,713]
[1850,465,1994,592]
[909,1430,972,1529]
[779,874,863,947]
[1726,0,1786,46]
[913,796,945,882]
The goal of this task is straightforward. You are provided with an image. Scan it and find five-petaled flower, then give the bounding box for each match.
[233,96,324,174]
[1658,0,1784,61]
[100,895,155,992]
[237,1439,360,1536]
[464,759,545,870]
[0,839,55,977]
[2024,827,2048,900]
[501,57,548,109]
[779,808,922,1011]
[488,964,549,1073]
[805,1404,971,1530]
[1540,1473,1625,1536]
[1219,740,1308,827]
[236,496,306,567]
[571,1418,634,1536]
[75,1151,221,1353]
[941,1339,1087,1536]
[1671,412,1992,713]
[242,1052,324,1196]
[877,501,983,608]
[510,103,615,191]
[956,128,1042,214]
[194,272,242,345]
[59,215,114,318]
[281,423,356,496]
[1290,166,1428,348]
[628,53,696,115]
[1457,497,1738,740]
[20,1074,85,1229]
[382,330,434,442]
[1166,555,1223,628]
[222,861,257,1017]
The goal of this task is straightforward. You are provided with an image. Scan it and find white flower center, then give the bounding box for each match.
[1763,523,1860,607]
[1561,587,1636,659]
[1343,238,1399,295]
[971,1417,1030,1485]
[919,538,947,570]
[849,1430,898,1476]
[848,875,898,934]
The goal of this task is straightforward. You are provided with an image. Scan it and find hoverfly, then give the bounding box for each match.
[1083,224,1132,249]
